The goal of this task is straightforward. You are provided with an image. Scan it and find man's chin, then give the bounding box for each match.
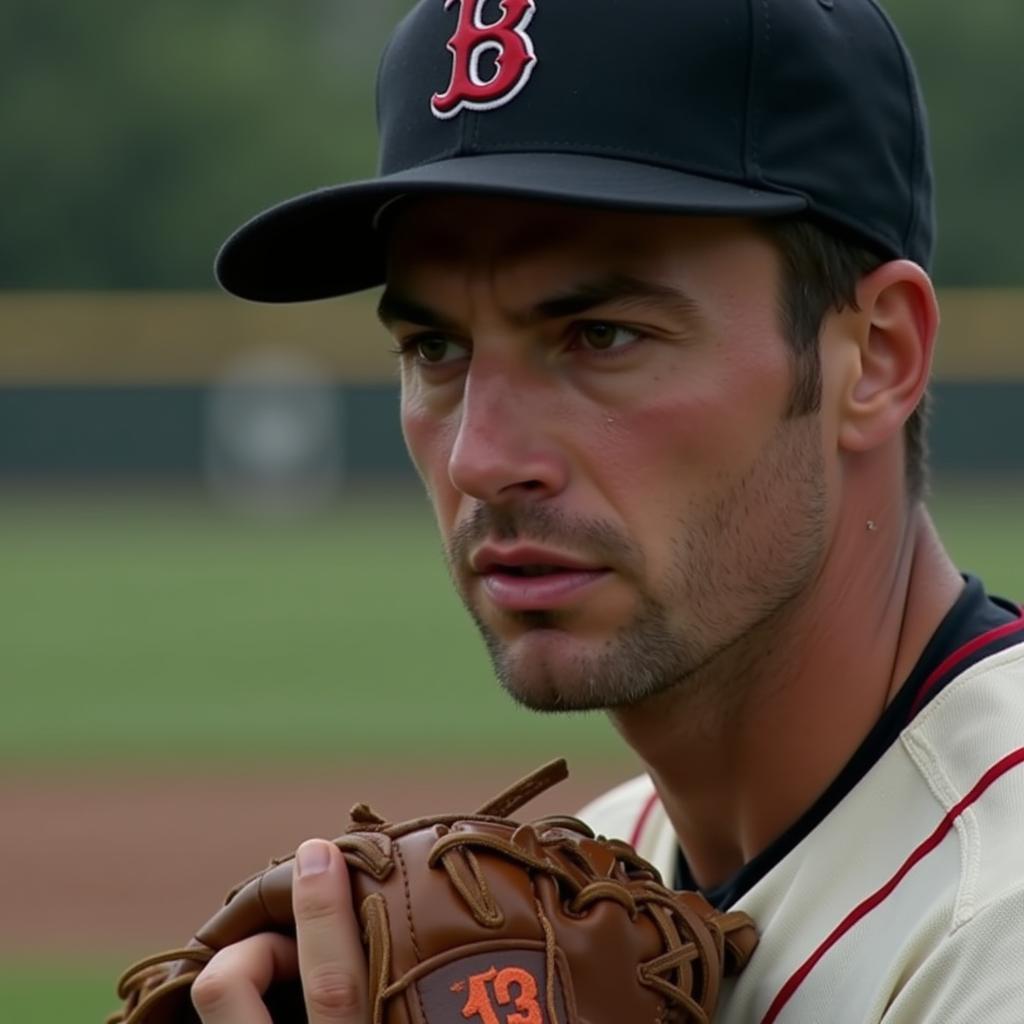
[495,670,612,713]
[483,628,600,711]
[484,627,675,713]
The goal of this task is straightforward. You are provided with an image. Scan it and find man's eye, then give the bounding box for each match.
[576,323,642,352]
[405,336,466,365]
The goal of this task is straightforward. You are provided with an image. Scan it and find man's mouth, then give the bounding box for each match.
[470,546,610,612]
[495,564,567,577]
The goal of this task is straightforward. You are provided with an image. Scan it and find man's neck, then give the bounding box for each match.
[608,504,963,890]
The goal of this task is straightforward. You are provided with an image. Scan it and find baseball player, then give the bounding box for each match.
[191,1,1024,1022]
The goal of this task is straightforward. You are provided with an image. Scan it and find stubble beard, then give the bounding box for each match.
[447,415,828,714]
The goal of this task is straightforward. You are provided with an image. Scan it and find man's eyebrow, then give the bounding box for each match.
[376,273,701,330]
[529,273,701,323]
[376,291,460,331]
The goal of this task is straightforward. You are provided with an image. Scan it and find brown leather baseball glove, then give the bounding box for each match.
[109,760,757,1024]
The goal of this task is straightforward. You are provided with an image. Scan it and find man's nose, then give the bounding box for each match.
[447,363,569,505]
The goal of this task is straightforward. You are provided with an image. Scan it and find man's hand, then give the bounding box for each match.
[190,840,368,1024]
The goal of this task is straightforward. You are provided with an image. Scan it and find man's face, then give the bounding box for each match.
[383,197,829,712]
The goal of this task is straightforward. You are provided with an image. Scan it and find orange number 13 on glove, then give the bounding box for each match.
[460,966,544,1024]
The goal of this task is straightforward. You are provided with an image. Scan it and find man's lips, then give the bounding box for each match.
[470,544,611,612]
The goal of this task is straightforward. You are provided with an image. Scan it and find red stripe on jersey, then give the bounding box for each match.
[630,790,661,850]
[760,746,1024,1024]
[908,614,1024,720]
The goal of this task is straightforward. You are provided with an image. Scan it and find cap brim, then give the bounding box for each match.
[216,153,808,303]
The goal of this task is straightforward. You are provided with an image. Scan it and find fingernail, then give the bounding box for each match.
[296,839,331,878]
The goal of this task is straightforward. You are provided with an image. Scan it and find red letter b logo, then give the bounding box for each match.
[431,0,538,120]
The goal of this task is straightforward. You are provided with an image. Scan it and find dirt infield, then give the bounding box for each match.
[0,762,633,958]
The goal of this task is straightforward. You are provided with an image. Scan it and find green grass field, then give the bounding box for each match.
[0,487,626,767]
[2,480,1022,1022]
[1,962,116,1024]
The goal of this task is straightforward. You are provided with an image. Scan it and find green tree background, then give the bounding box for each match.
[2,0,1021,289]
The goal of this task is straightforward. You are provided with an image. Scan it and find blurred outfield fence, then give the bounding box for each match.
[0,290,1022,484]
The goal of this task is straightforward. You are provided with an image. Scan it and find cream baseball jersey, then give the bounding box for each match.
[579,577,1024,1023]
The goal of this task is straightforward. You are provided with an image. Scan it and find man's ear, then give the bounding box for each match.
[836,260,938,456]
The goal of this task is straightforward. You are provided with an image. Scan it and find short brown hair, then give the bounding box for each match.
[762,218,930,502]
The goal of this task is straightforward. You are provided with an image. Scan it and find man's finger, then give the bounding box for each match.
[191,933,298,1024]
[293,838,369,1024]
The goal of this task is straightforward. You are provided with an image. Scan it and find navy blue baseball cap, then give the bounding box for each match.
[216,0,934,303]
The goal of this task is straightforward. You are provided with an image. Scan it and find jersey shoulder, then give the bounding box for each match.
[902,639,1024,916]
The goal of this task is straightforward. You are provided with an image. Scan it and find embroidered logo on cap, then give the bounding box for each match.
[431,0,538,120]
